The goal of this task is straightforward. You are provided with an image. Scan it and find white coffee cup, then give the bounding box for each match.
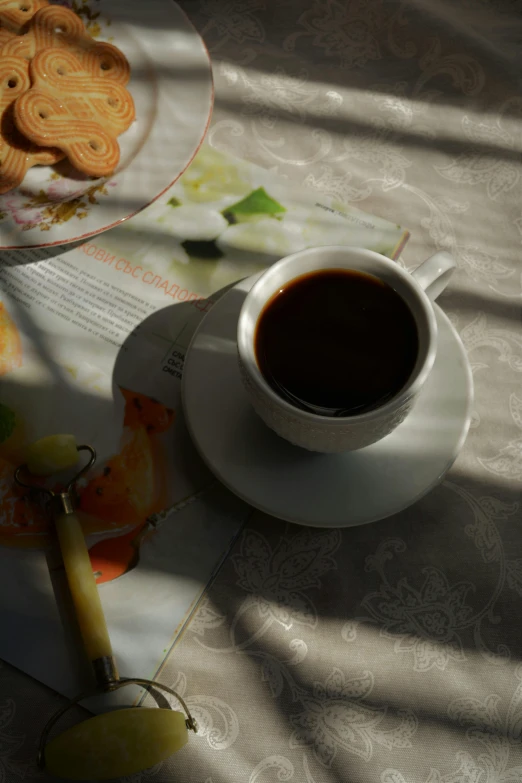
[237,245,455,453]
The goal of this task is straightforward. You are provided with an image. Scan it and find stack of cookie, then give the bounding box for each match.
[0,0,134,193]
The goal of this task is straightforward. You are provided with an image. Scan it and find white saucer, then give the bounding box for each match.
[182,275,473,528]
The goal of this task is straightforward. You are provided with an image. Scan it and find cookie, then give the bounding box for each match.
[28,47,134,135]
[1,4,130,85]
[15,48,135,177]
[0,55,63,194]
[0,0,48,35]
[0,27,16,47]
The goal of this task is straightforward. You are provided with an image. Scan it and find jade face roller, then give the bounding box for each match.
[15,435,197,781]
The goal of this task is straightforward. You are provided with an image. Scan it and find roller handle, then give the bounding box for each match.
[53,506,118,687]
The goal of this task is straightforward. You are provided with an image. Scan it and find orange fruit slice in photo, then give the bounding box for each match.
[79,425,155,529]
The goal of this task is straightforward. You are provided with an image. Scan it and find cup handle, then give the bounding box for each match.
[411,251,456,301]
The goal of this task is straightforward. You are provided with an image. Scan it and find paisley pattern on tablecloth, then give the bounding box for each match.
[2,0,522,781]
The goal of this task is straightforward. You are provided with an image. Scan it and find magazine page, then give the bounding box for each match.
[0,144,409,710]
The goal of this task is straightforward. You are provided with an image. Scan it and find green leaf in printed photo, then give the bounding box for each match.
[222,187,287,224]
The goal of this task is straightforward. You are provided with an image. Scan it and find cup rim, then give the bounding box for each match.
[237,245,438,424]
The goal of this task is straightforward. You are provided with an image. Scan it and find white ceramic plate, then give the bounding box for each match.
[0,0,213,248]
[182,275,474,528]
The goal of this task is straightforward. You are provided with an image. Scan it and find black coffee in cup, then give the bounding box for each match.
[254,269,419,417]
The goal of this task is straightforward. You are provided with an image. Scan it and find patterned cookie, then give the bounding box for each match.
[1,4,130,84]
[27,48,134,134]
[14,48,135,177]
[0,0,48,34]
[0,0,47,49]
[0,55,63,194]
[0,26,16,47]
